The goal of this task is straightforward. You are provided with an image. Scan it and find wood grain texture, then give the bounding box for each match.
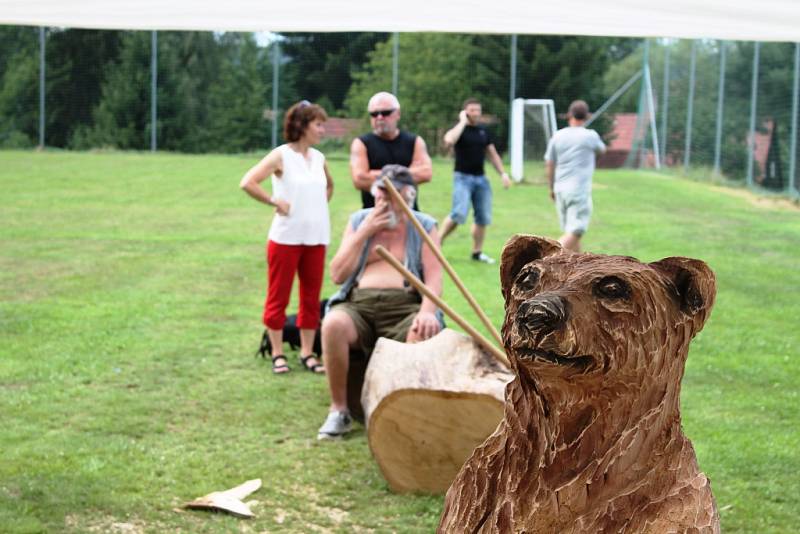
[363,329,513,493]
[439,235,720,533]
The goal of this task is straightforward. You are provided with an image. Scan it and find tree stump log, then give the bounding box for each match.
[362,328,513,494]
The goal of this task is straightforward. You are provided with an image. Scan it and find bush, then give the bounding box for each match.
[0,130,34,149]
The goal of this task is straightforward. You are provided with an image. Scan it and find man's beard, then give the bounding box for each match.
[375,123,397,136]
[386,209,398,229]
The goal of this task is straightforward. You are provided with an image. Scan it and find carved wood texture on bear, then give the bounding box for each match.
[438,235,720,533]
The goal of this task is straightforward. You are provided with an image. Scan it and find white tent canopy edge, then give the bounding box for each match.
[0,0,799,42]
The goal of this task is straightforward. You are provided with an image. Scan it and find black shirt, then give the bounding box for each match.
[358,131,417,209]
[454,124,493,176]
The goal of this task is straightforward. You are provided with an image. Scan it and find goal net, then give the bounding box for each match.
[510,98,557,183]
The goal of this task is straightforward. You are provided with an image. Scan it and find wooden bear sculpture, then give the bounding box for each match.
[438,235,720,533]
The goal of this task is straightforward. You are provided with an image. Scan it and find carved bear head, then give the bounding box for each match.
[499,235,716,400]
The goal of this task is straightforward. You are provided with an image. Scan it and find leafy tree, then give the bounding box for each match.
[156,31,225,152]
[77,31,227,152]
[45,29,122,147]
[280,32,387,112]
[0,27,41,146]
[346,33,492,155]
[346,33,634,154]
[73,31,152,149]
[206,33,270,152]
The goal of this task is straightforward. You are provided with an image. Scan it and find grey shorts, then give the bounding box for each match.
[330,288,422,356]
[555,189,593,236]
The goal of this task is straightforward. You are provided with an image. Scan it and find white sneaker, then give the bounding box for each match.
[471,252,496,264]
[317,410,353,440]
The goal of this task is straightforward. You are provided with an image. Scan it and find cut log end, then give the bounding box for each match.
[368,389,505,494]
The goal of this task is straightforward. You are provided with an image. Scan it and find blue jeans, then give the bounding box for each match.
[449,172,492,226]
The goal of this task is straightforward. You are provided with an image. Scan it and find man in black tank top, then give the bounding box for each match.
[350,92,432,209]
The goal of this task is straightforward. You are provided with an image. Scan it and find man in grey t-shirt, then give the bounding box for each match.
[544,100,606,252]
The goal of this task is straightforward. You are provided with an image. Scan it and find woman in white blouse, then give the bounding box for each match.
[240,101,333,375]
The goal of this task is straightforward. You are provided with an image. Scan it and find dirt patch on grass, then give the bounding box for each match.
[288,484,353,530]
[1,485,21,498]
[711,186,800,211]
[0,382,28,390]
[65,514,147,533]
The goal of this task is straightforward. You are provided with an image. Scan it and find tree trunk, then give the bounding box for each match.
[362,328,513,494]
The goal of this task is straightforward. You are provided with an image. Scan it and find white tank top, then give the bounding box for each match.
[267,144,331,245]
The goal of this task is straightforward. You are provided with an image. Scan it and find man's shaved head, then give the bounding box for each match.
[368,92,401,111]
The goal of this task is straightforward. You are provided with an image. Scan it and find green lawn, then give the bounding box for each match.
[1,150,798,533]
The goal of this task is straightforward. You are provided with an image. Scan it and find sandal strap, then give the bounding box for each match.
[271,354,290,373]
[300,354,324,372]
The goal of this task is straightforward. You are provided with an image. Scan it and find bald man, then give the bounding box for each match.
[350,92,433,209]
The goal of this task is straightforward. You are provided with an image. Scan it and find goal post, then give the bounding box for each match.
[510,98,558,183]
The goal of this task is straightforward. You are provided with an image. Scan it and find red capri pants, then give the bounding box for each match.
[263,241,326,331]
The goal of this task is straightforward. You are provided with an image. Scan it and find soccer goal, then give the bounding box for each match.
[510,98,558,183]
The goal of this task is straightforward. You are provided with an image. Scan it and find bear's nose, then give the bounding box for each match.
[517,294,569,334]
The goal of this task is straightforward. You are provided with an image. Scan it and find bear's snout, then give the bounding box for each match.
[517,294,569,335]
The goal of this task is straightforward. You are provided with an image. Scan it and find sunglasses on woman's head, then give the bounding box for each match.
[369,109,396,118]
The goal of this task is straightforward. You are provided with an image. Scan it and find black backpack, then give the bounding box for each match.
[255,299,327,358]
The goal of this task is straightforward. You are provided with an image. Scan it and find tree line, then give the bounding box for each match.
[0,28,636,154]
[0,27,796,181]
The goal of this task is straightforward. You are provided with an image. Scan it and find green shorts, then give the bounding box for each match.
[330,288,422,356]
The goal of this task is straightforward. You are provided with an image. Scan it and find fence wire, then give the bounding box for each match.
[0,27,797,196]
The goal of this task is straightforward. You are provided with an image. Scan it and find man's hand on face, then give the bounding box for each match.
[363,195,396,235]
[458,109,469,125]
[410,310,441,341]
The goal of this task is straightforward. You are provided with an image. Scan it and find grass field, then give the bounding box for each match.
[1,149,798,533]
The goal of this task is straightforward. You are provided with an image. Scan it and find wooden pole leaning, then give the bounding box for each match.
[382,178,504,347]
[375,245,510,368]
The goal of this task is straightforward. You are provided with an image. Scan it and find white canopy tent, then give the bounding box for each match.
[0,0,799,41]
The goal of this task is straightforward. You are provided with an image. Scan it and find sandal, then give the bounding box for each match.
[299,354,325,374]
[271,355,290,374]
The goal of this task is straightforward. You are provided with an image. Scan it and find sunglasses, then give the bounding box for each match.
[369,109,396,118]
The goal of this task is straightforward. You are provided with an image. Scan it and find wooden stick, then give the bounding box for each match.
[382,178,504,347]
[375,245,510,368]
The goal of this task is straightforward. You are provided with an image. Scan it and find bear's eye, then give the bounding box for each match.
[514,268,540,292]
[594,276,631,300]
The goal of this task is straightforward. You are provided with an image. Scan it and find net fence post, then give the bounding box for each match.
[713,40,727,176]
[392,32,399,96]
[790,42,799,197]
[642,40,661,169]
[508,34,517,152]
[661,42,670,165]
[746,42,760,188]
[150,30,157,152]
[684,40,697,173]
[272,40,280,148]
[39,27,45,149]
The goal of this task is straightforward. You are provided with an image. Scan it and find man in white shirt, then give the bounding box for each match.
[544,100,606,252]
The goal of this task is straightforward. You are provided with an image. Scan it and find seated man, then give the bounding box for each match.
[317,164,443,440]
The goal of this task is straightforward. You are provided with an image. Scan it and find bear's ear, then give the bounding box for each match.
[500,235,562,300]
[650,257,716,327]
